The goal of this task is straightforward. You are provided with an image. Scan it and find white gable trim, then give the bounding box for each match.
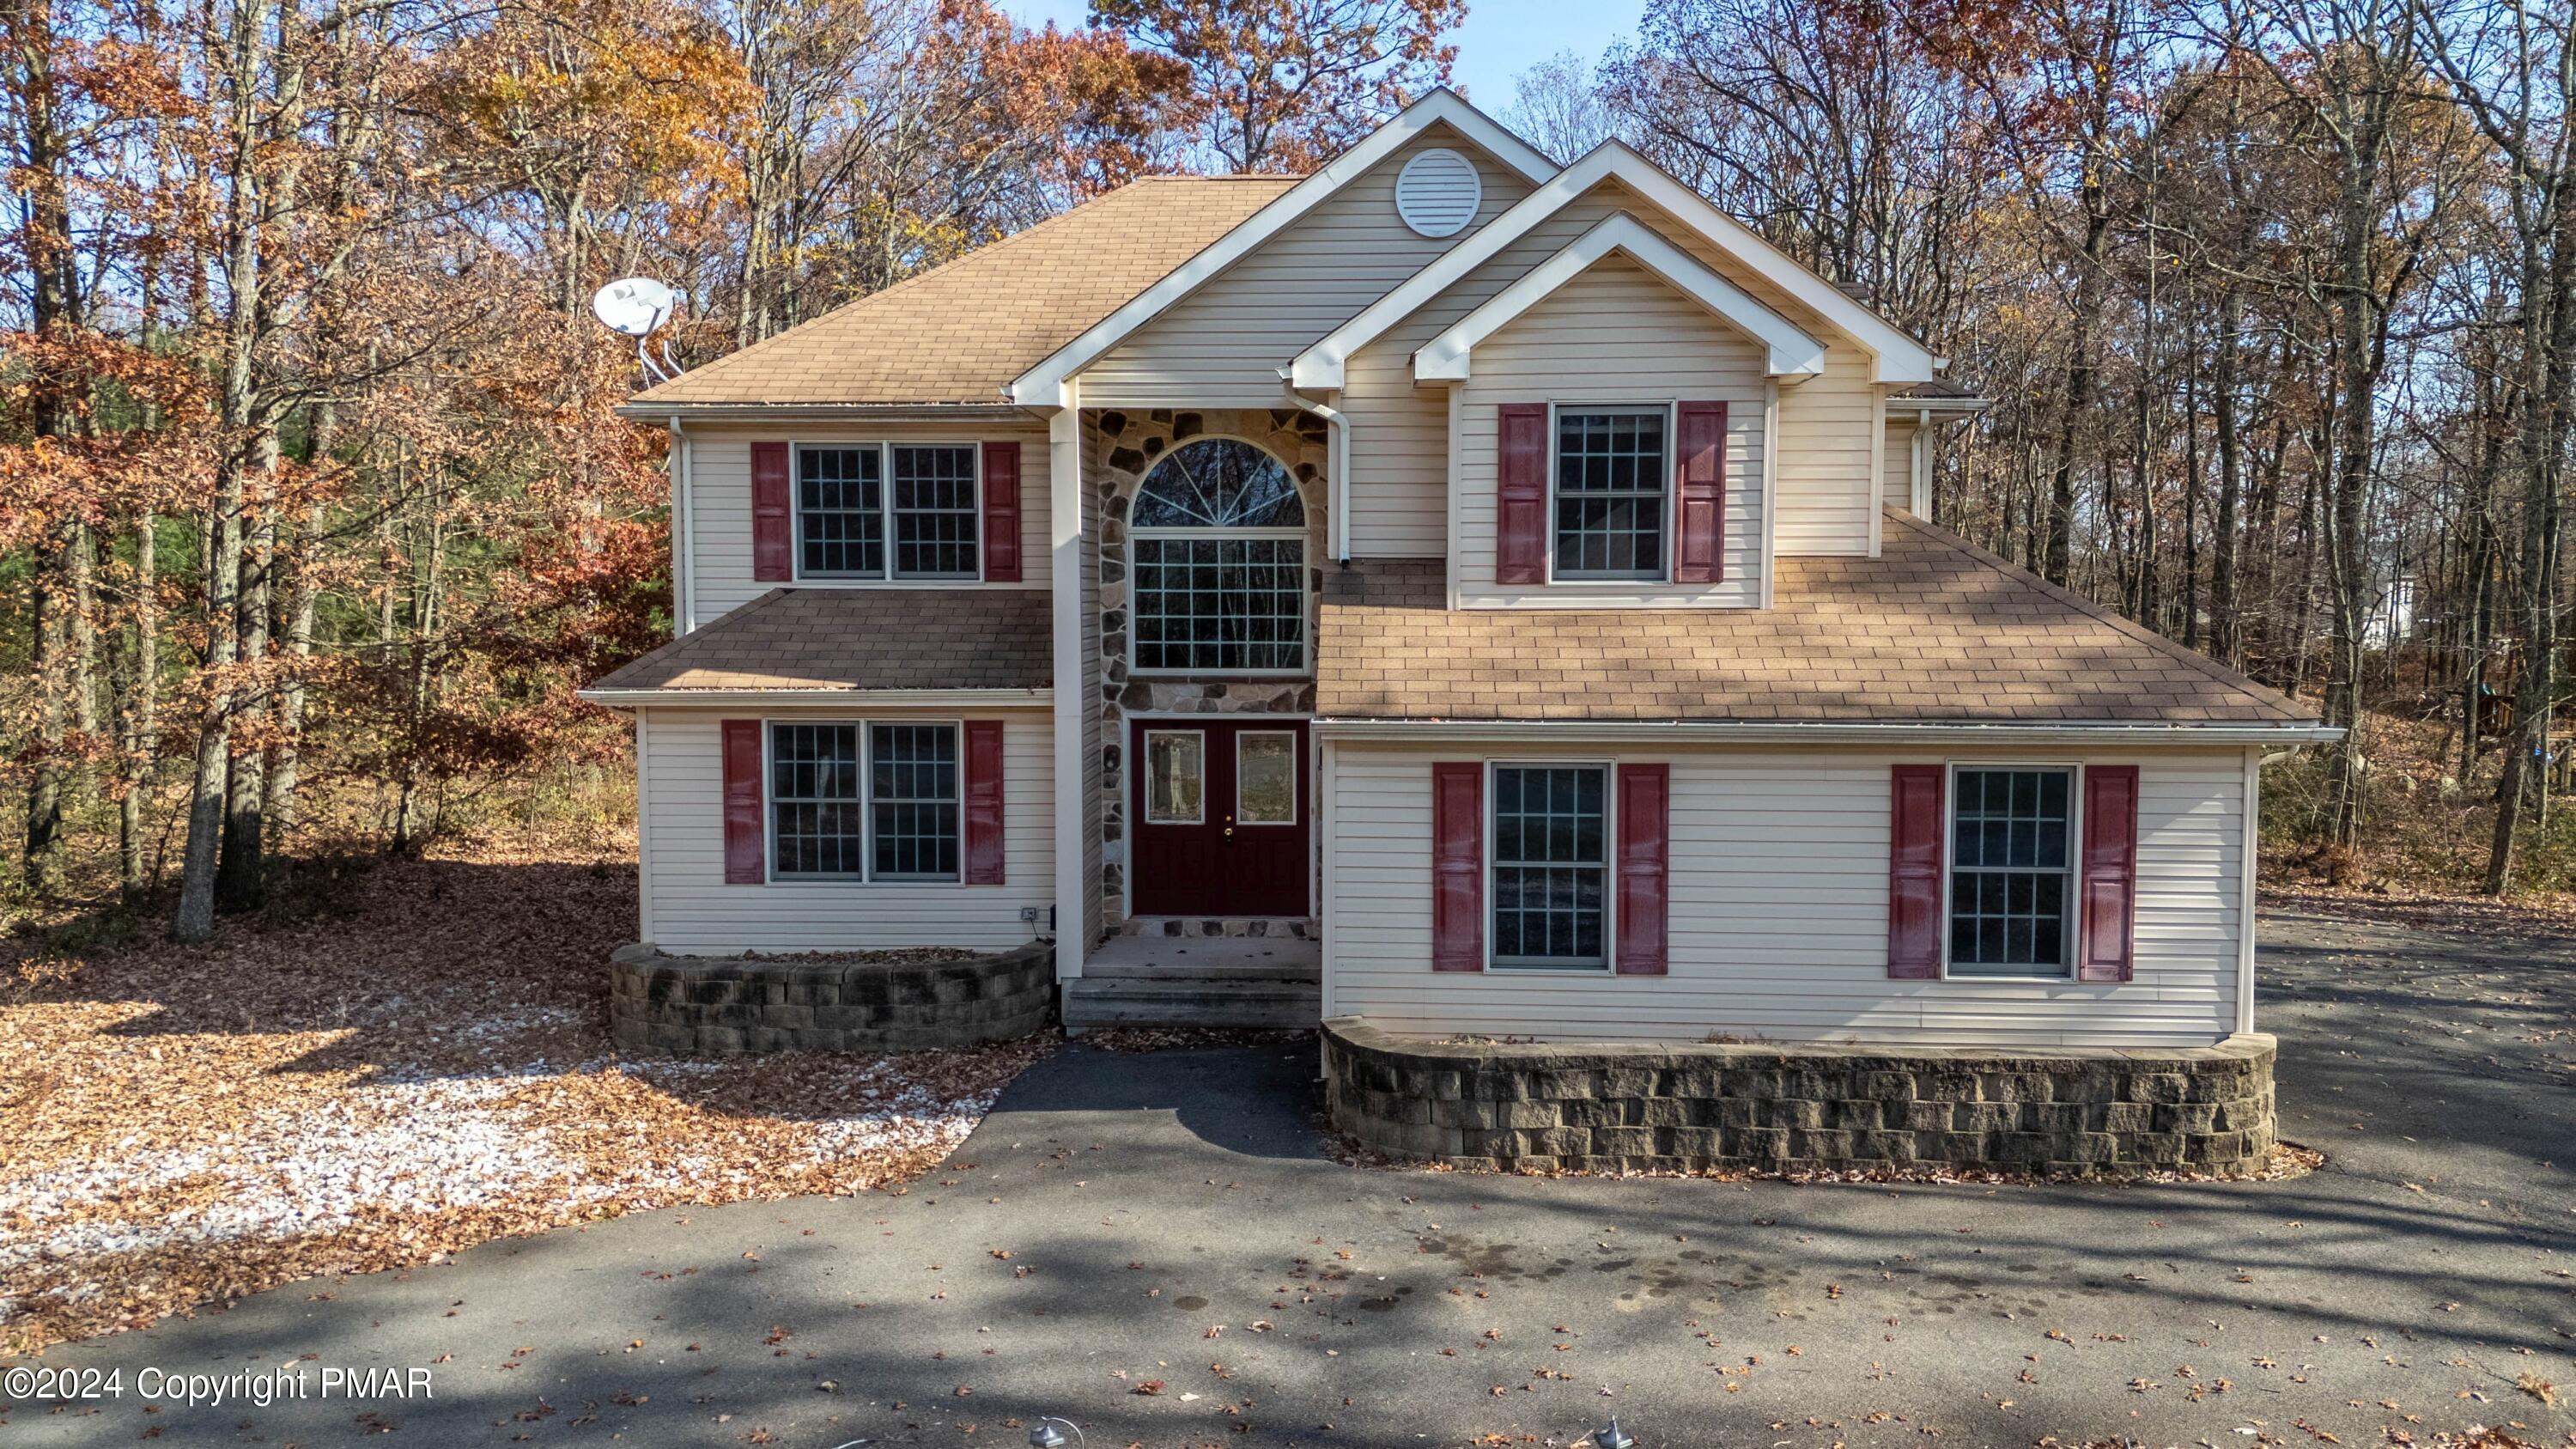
[1006,90,1558,408]
[1293,142,1938,390]
[1413,215,1826,382]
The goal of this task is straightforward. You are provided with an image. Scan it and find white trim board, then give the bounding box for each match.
[1414,216,1826,383]
[1293,141,1940,391]
[1007,90,1558,409]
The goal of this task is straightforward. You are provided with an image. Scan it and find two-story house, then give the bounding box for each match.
[584,91,2332,1128]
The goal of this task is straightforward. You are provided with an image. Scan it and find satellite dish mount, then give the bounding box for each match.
[592,277,683,384]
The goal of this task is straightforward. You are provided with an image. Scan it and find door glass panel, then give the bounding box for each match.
[1237,733,1296,825]
[1145,731,1204,823]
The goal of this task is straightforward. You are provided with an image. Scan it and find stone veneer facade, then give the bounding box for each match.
[1323,1020,2279,1178]
[1085,407,1331,931]
[611,941,1055,1055]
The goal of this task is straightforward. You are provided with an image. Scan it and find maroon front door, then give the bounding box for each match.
[1130,719,1310,916]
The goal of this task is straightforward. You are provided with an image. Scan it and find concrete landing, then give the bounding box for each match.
[1063,934,1321,1029]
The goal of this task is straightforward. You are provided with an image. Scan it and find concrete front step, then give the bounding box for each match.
[1061,977,1321,1031]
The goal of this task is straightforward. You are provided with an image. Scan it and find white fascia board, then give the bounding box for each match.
[1312,719,2344,747]
[1006,89,1558,408]
[1294,141,1938,390]
[579,687,1053,710]
[1413,215,1826,382]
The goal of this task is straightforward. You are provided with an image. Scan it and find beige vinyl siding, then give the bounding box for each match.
[1323,743,2248,1048]
[1885,417,1917,514]
[1334,182,1882,561]
[637,707,1053,954]
[1079,125,1535,407]
[1450,255,1766,608]
[684,423,1049,624]
[1343,345,1449,555]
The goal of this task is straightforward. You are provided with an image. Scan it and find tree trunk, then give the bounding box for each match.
[173,0,274,943]
[118,516,159,898]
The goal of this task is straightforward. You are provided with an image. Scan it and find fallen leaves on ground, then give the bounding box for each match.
[0,832,1049,1354]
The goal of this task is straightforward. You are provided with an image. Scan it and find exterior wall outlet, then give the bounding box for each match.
[1018,906,1042,922]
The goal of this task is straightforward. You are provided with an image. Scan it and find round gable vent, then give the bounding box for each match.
[1394,148,1482,238]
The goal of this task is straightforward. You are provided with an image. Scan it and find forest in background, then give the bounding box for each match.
[1,0,2570,948]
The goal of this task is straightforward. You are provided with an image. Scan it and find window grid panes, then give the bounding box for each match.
[1554,410,1668,579]
[1948,768,2074,975]
[890,445,980,579]
[770,724,865,877]
[768,722,962,881]
[799,447,884,577]
[1133,537,1306,672]
[868,725,960,880]
[1492,765,1608,969]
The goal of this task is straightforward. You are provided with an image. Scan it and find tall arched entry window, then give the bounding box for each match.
[1128,438,1308,674]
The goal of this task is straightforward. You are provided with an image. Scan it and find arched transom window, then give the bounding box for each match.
[1129,438,1307,673]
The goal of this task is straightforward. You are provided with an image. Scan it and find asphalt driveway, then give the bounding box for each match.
[7,906,2573,1448]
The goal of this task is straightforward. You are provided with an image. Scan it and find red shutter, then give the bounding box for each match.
[1495,404,1549,585]
[751,441,793,581]
[1674,401,1728,583]
[2077,764,2140,983]
[964,720,1006,885]
[1431,762,1485,971]
[980,441,1022,582]
[1887,764,1944,978]
[721,719,765,884]
[1614,763,1669,976]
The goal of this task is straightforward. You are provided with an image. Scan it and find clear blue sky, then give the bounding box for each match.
[991,0,1648,110]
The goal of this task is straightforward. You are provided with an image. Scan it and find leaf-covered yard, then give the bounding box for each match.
[0,832,1049,1354]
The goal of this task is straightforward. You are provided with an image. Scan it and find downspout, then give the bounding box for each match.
[1280,374,1352,563]
[1910,407,1931,521]
[669,416,696,635]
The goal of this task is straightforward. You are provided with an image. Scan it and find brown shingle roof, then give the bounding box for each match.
[1315,511,2318,725]
[630,177,1300,408]
[590,589,1050,693]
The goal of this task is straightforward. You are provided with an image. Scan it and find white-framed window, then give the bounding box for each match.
[1489,762,1613,970]
[795,442,980,581]
[1552,405,1670,581]
[768,721,961,882]
[1945,764,2077,977]
[1142,729,1205,824]
[1236,731,1297,825]
[1129,437,1307,674]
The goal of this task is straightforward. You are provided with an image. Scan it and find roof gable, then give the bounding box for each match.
[1295,142,1940,391]
[1006,89,1558,407]
[1415,214,1826,382]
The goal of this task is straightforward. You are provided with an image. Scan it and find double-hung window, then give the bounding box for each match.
[796,443,980,581]
[1553,408,1668,580]
[1490,764,1610,969]
[769,721,961,882]
[1947,766,2075,976]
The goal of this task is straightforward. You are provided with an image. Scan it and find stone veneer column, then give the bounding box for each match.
[1087,408,1330,928]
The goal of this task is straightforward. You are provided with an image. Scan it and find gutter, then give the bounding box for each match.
[617,402,1040,424]
[1279,374,1352,563]
[1311,718,2344,747]
[580,687,1054,710]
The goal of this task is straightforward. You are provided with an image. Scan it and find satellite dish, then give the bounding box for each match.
[592,277,677,338]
